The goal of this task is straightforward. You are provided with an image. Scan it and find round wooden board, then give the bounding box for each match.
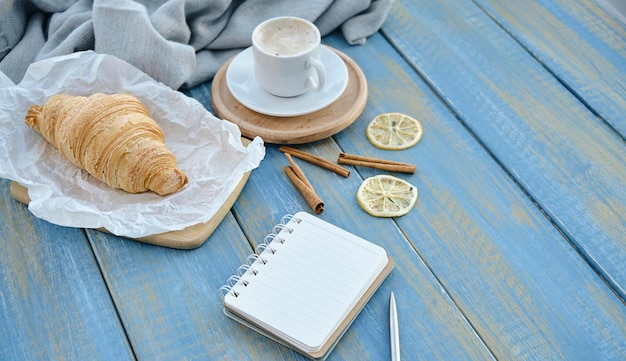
[212,46,367,144]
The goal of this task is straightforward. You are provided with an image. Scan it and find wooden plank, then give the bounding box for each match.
[596,0,626,24]
[474,0,626,136]
[218,48,512,361]
[322,29,626,360]
[92,76,490,359]
[192,46,494,361]
[383,0,626,300]
[86,214,299,360]
[0,179,133,361]
[231,147,495,360]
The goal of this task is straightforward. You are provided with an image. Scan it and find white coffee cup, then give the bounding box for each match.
[252,16,326,97]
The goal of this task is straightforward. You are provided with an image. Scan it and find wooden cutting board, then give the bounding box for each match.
[211,46,367,144]
[10,172,250,250]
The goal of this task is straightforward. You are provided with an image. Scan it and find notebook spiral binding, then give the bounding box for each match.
[219,214,302,300]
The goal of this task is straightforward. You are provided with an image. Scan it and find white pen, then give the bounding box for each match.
[390,291,400,361]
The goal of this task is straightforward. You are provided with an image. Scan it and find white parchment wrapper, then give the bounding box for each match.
[0,51,265,238]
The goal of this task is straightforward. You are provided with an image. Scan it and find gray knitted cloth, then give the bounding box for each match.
[0,0,393,89]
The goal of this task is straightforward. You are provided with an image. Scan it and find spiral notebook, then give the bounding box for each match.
[219,211,394,360]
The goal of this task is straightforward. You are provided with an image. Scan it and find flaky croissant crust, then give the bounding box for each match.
[25,93,188,195]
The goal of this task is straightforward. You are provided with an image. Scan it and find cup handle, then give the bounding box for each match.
[305,58,325,92]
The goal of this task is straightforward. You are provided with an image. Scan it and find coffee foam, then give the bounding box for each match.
[255,19,318,56]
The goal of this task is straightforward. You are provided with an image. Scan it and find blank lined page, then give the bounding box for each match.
[223,211,388,352]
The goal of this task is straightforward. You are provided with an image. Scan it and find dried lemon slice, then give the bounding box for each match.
[366,112,423,150]
[356,175,418,217]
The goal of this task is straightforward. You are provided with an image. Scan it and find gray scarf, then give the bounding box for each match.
[0,0,393,89]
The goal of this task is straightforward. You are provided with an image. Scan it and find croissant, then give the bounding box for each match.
[25,93,188,195]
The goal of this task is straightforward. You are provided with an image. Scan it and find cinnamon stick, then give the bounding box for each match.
[279,146,350,178]
[284,166,325,214]
[339,153,414,166]
[337,153,416,174]
[284,153,313,190]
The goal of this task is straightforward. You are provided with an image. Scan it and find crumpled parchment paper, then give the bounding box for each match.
[0,51,265,238]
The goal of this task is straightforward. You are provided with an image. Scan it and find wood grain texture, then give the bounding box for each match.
[322,30,626,360]
[85,214,298,361]
[0,179,133,361]
[231,142,495,360]
[191,79,494,360]
[383,0,626,300]
[3,1,624,360]
[211,46,367,144]
[474,0,626,136]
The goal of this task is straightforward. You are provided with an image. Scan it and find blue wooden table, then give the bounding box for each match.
[2,0,625,360]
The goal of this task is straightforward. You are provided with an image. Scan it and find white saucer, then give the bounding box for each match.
[226,46,349,117]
